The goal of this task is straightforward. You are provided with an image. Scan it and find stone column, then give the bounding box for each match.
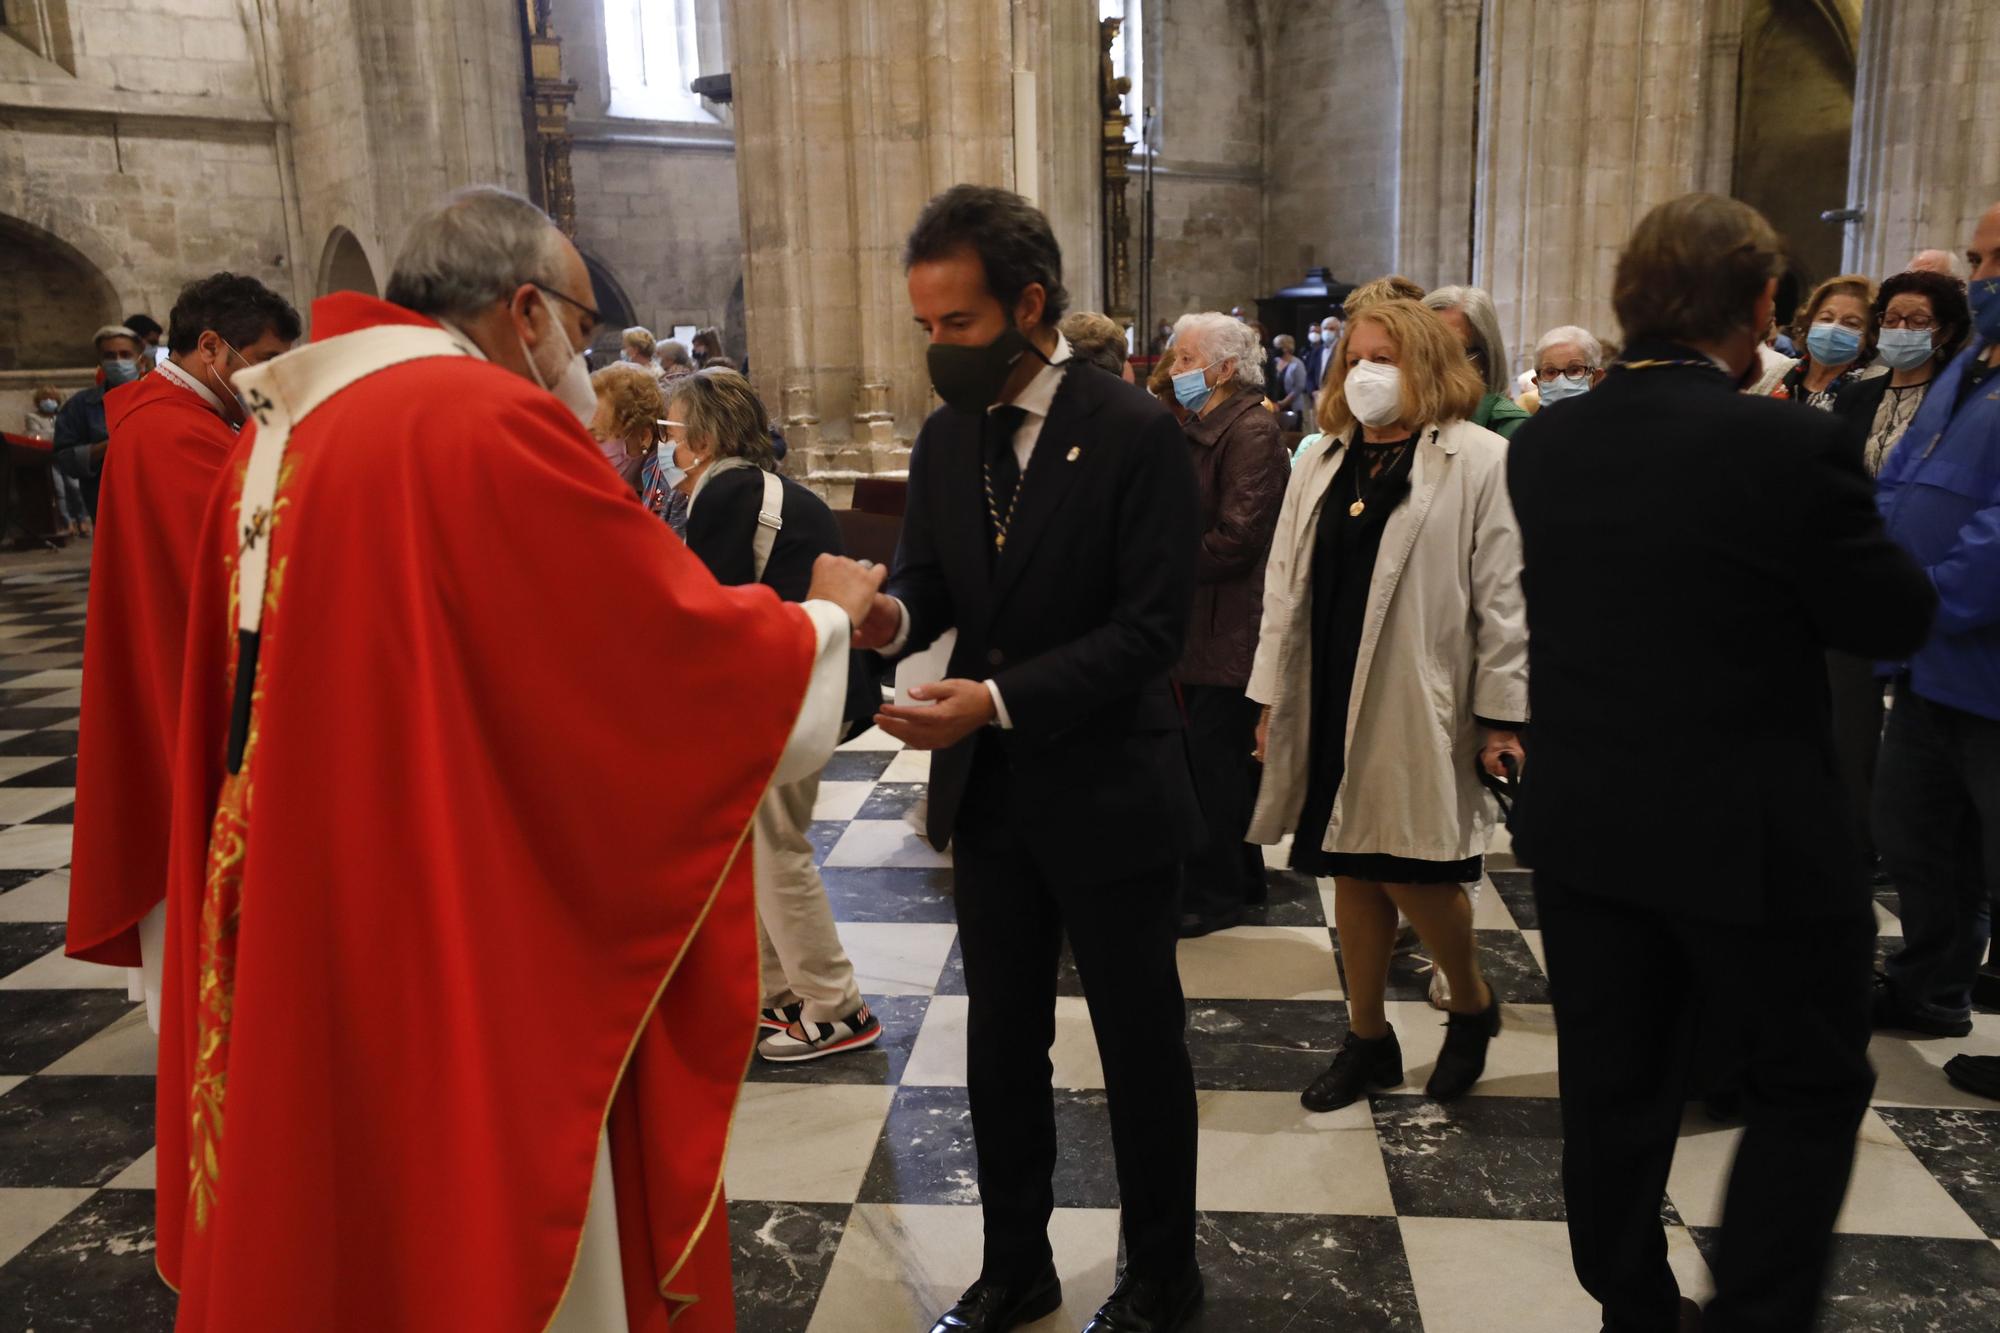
[729,0,1098,498]
[1396,0,1483,289]
[1844,0,2000,276]
[1475,0,1735,373]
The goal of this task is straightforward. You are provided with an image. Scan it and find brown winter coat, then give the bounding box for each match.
[1177,386,1289,688]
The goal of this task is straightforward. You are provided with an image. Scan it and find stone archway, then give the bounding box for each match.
[1736,0,1862,301]
[317,226,379,298]
[580,252,637,364]
[0,213,121,371]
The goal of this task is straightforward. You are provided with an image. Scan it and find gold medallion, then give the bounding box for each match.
[1349,500,1366,517]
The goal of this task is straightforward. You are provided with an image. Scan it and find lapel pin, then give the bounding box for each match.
[1065,445,1081,462]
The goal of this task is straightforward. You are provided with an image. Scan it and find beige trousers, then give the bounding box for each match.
[754,772,862,1022]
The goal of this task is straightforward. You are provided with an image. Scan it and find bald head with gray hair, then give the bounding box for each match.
[1170,311,1267,390]
[1423,285,1511,397]
[386,186,572,322]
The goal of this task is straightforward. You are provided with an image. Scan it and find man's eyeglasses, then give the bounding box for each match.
[533,282,602,340]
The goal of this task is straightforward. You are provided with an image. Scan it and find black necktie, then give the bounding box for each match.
[982,405,1028,551]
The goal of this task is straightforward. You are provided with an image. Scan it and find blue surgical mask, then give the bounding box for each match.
[655,422,689,490]
[1172,363,1215,412]
[1540,373,1591,405]
[1875,327,1936,371]
[1970,276,2000,346]
[1805,322,1862,368]
[34,398,57,415]
[101,358,141,386]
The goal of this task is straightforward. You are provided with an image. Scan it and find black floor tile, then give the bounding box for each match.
[856,1085,1118,1209]
[1242,867,1329,928]
[0,757,74,787]
[26,802,74,825]
[1873,1105,2000,1238]
[0,991,138,1075]
[0,1076,155,1188]
[727,1200,847,1333]
[1377,929,1548,1005]
[1370,1093,1567,1220]
[821,866,957,924]
[854,782,926,820]
[0,921,65,979]
[0,1188,175,1332]
[807,821,845,865]
[1488,869,1538,929]
[0,731,79,757]
[1187,1212,1422,1332]
[821,750,896,782]
[1687,1228,2000,1332]
[1184,999,1347,1093]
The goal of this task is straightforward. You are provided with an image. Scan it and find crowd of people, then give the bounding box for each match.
[34,171,1999,1333]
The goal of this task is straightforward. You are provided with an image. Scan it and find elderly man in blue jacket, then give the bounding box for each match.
[1873,200,2000,1085]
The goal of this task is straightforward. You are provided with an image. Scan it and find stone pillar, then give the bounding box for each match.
[1396,0,1483,289]
[1844,0,2000,276]
[1475,0,1735,373]
[729,0,1098,498]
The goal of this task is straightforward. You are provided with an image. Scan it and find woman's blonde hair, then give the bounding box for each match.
[1793,273,1878,360]
[589,362,665,445]
[668,367,776,471]
[1342,274,1427,318]
[1316,298,1484,437]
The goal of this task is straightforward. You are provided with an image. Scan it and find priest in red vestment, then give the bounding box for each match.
[151,188,882,1333]
[65,275,300,1027]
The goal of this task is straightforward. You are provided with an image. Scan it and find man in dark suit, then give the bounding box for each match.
[851,184,1205,1333]
[1507,194,1937,1333]
[1302,312,1342,397]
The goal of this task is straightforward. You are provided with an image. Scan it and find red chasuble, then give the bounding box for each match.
[67,371,238,965]
[154,294,813,1331]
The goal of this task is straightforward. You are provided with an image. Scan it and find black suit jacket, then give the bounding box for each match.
[888,361,1204,884]
[685,464,882,735]
[1505,339,1935,923]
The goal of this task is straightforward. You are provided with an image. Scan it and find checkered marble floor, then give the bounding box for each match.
[2,552,1998,1332]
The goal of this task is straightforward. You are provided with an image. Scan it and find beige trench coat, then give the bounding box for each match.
[1246,419,1529,863]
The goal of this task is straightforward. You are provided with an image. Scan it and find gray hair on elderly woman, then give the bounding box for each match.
[1170,312,1267,390]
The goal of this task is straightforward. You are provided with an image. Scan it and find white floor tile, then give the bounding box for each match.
[0,788,76,824]
[1666,1107,1985,1238]
[812,781,876,822]
[725,1083,895,1204]
[0,1188,95,1267]
[808,1204,1119,1333]
[0,946,126,991]
[838,727,903,752]
[1472,874,1518,930]
[1869,1013,2000,1109]
[1195,1089,1395,1215]
[0,823,73,869]
[0,756,64,783]
[41,1005,157,1075]
[825,820,951,869]
[902,994,1106,1090]
[1519,929,1548,975]
[18,688,80,709]
[1176,925,1341,1001]
[0,1074,22,1099]
[1400,1216,1712,1333]
[1873,900,1903,938]
[878,749,932,784]
[1379,1000,1561,1098]
[836,922,958,995]
[0,669,81,689]
[0,870,68,922]
[105,1149,157,1190]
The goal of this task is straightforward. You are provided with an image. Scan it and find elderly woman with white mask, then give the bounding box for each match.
[1250,298,1528,1112]
[1532,326,1609,408]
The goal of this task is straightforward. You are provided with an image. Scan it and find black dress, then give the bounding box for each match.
[1290,434,1483,884]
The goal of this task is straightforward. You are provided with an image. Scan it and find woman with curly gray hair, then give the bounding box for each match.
[1165,312,1292,936]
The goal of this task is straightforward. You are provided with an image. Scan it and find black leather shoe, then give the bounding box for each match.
[928,1264,1062,1333]
[1301,1028,1403,1112]
[1426,994,1501,1100]
[1083,1265,1203,1332]
[1177,906,1243,939]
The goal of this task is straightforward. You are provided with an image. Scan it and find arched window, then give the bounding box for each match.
[1099,0,1144,147]
[603,0,716,123]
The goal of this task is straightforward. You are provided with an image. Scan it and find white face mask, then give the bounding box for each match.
[518,300,597,427]
[655,419,689,490]
[1343,360,1404,428]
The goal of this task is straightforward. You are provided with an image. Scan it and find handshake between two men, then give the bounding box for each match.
[805,553,997,751]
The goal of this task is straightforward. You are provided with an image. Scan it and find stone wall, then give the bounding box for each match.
[1263,0,1400,294]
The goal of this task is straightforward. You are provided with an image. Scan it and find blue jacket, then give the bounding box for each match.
[1878,342,2000,719]
[50,384,109,479]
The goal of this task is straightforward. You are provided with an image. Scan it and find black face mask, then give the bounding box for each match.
[926,323,1048,414]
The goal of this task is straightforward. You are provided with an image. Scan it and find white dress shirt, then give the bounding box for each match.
[885,332,1074,728]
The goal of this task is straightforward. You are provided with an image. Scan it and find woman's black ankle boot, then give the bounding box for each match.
[1301,1027,1403,1112]
[1426,994,1501,1101]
